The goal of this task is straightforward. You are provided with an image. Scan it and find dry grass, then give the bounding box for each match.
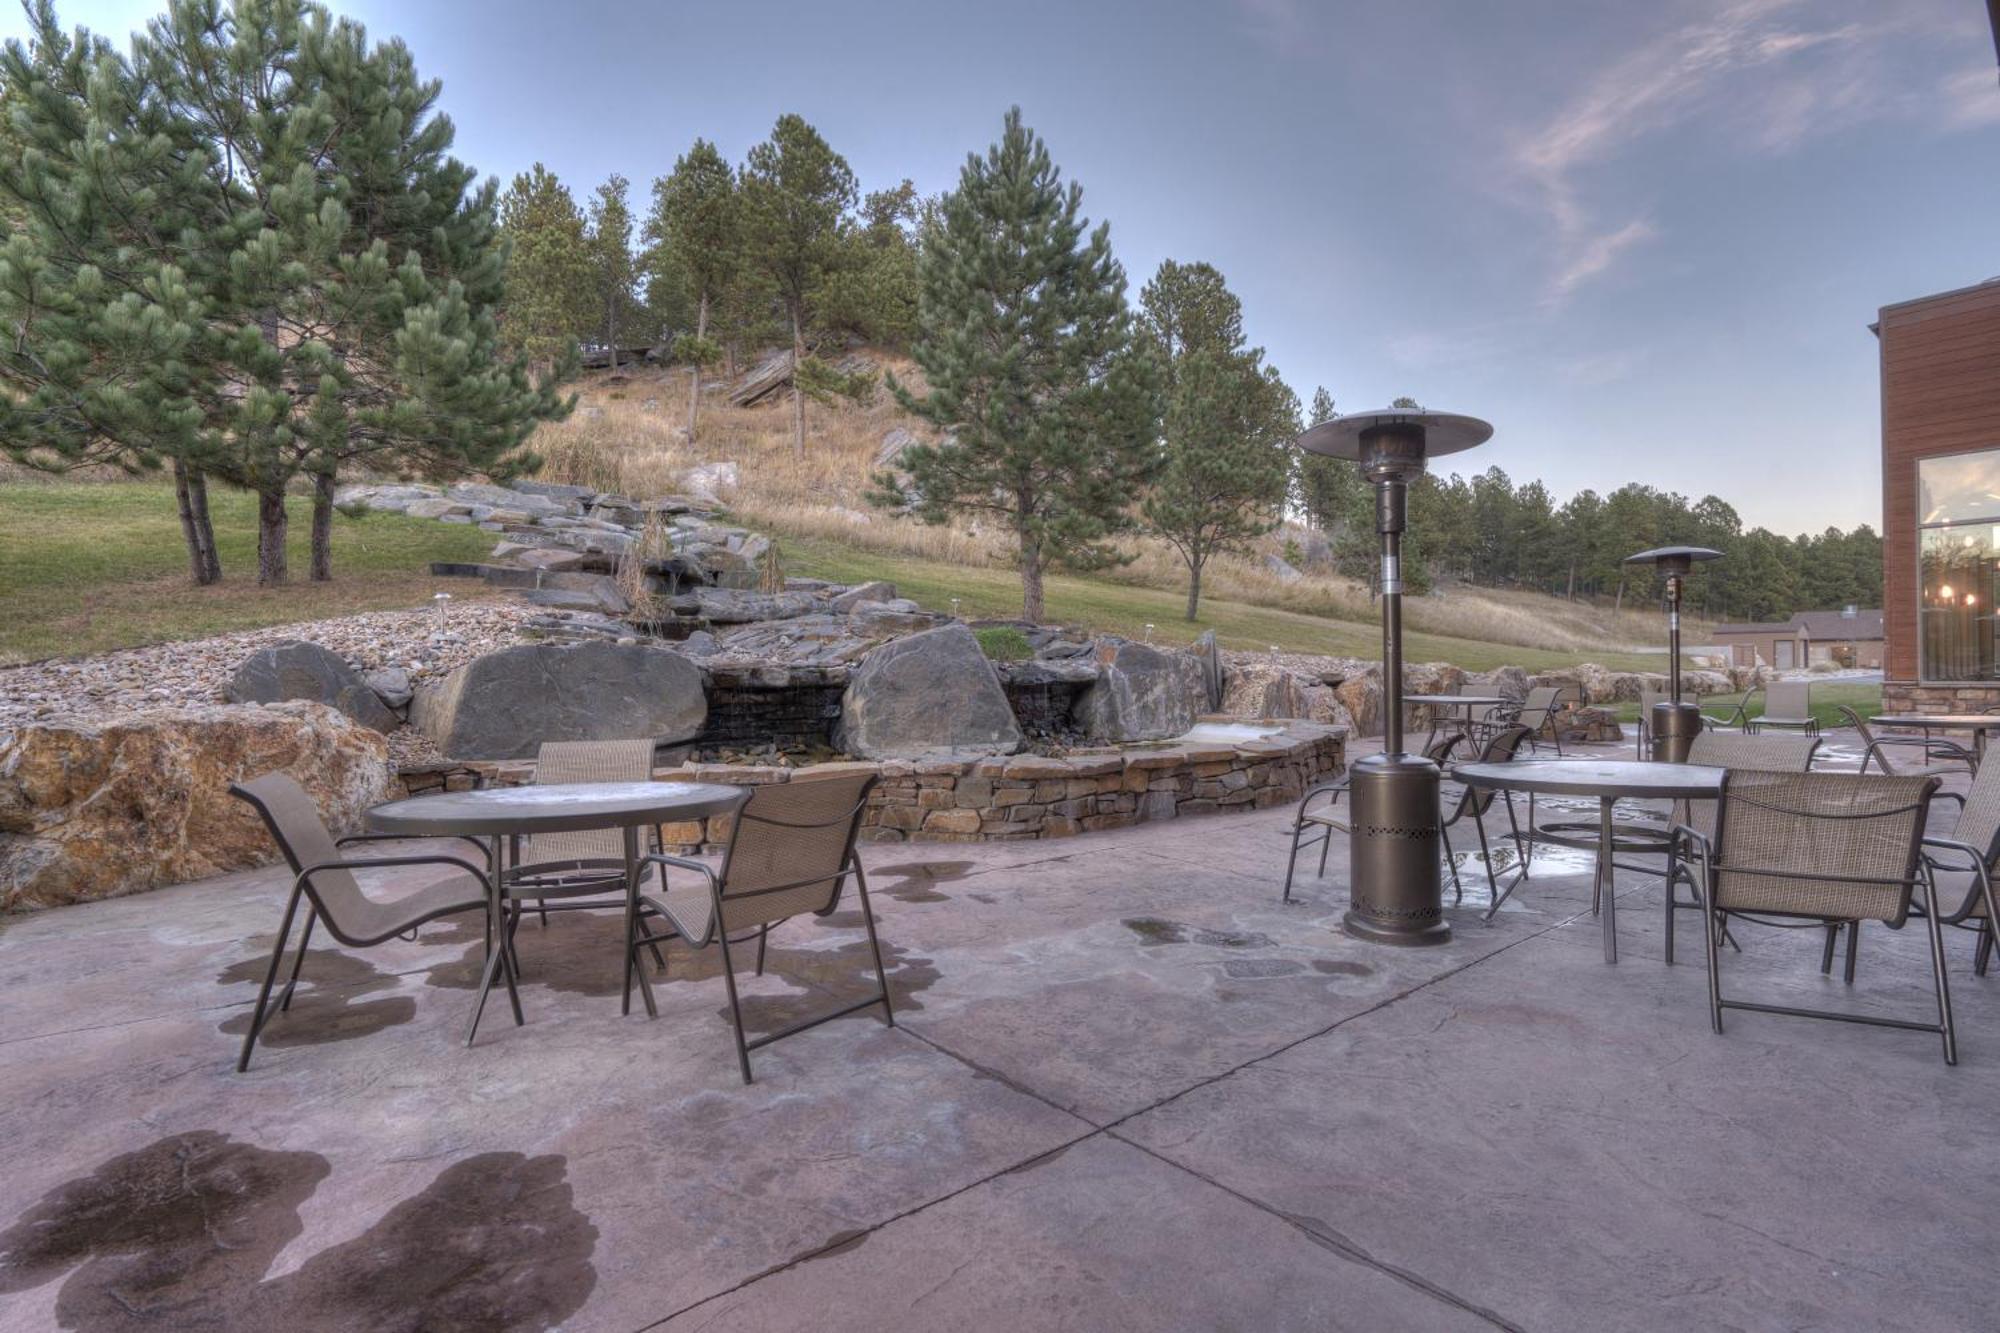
[526,356,1702,659]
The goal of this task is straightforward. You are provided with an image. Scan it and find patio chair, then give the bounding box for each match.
[1701,687,1762,733]
[1280,732,1464,903]
[1913,748,2000,977]
[1502,685,1571,756]
[631,770,890,1083]
[1659,730,1823,965]
[1677,769,1955,1064]
[503,739,666,971]
[228,772,494,1073]
[1438,725,1534,908]
[1837,704,1975,778]
[1749,681,1817,735]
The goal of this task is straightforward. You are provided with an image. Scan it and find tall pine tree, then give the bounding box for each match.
[586,173,637,370]
[500,163,594,370]
[646,139,738,442]
[879,107,1159,623]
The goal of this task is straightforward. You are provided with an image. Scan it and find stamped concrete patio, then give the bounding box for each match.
[2,731,1997,1331]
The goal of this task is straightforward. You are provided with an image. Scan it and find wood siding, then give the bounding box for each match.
[1879,281,2000,683]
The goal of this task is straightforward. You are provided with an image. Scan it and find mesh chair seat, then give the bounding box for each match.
[333,871,489,945]
[1707,771,1935,925]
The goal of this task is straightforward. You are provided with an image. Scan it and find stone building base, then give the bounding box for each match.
[1881,681,2000,714]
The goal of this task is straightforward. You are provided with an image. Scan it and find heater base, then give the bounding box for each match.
[1342,752,1451,948]
[1650,701,1704,763]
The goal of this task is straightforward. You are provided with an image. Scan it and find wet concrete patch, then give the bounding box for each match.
[870,861,974,904]
[1222,959,1306,979]
[216,944,414,1048]
[1311,959,1375,977]
[1123,917,1275,949]
[729,935,941,1033]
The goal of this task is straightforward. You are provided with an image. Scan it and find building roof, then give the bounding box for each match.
[1713,610,1884,641]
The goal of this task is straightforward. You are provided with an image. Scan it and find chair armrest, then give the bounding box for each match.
[294,852,492,889]
[337,831,493,869]
[1920,835,1985,868]
[641,851,720,890]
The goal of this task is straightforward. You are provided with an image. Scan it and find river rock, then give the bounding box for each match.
[411,640,706,760]
[1074,640,1210,743]
[835,622,1023,760]
[0,703,391,912]
[226,640,401,732]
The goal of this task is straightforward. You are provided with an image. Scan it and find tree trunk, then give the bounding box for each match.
[1184,559,1203,621]
[790,307,806,457]
[172,456,222,585]
[309,472,336,582]
[1613,577,1626,615]
[1565,560,1576,600]
[687,291,708,443]
[1019,530,1045,624]
[256,488,289,587]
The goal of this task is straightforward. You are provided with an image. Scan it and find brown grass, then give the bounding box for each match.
[526,356,1702,658]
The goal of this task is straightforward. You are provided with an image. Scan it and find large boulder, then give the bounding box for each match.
[1465,665,1531,702]
[1331,667,1384,737]
[1219,660,1353,732]
[411,640,707,760]
[0,703,390,912]
[226,640,401,732]
[835,622,1023,760]
[1074,640,1209,743]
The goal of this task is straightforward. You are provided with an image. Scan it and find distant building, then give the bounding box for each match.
[1876,279,2000,710]
[1713,609,1884,670]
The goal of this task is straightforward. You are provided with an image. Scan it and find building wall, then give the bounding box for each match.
[1880,281,2000,690]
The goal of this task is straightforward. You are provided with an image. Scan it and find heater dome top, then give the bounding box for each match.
[1296,408,1493,460]
[1623,545,1723,567]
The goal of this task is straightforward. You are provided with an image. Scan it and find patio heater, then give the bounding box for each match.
[1623,545,1721,762]
[1298,407,1493,946]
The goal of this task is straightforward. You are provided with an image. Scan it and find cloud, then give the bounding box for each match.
[1942,65,2000,129]
[1548,219,1657,304]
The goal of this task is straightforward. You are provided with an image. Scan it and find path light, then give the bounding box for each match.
[1144,623,1155,645]
[433,591,452,636]
[1622,546,1721,762]
[1297,406,1493,947]
[950,597,961,620]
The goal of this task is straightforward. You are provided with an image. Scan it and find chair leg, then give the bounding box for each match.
[1921,894,1958,1066]
[278,905,318,1013]
[1820,923,1839,975]
[1976,922,1994,978]
[1281,813,1308,905]
[1843,920,1860,986]
[1317,820,1333,876]
[1664,848,1680,967]
[854,863,896,1030]
[1703,905,1726,1036]
[1473,807,1499,907]
[755,924,769,976]
[716,928,755,1085]
[1439,820,1462,905]
[238,886,304,1073]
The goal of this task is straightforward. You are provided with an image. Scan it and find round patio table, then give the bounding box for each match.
[1869,714,2000,760]
[1453,760,1723,963]
[366,780,749,1043]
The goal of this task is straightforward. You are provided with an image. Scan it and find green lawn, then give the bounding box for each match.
[0,481,501,663]
[1607,679,1883,730]
[783,536,1676,673]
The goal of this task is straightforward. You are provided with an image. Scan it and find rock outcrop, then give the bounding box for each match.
[0,703,390,912]
[835,623,1023,760]
[1074,640,1209,743]
[225,640,401,732]
[1218,660,1354,732]
[411,640,706,760]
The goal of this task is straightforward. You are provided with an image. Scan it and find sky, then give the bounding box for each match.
[8,0,1998,536]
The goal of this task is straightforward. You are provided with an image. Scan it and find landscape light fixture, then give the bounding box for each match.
[1297,406,1493,946]
[1622,545,1721,762]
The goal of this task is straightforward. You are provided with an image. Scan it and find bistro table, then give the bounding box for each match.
[366,780,749,1044]
[1453,760,1724,963]
[1869,714,2000,761]
[1405,694,1513,752]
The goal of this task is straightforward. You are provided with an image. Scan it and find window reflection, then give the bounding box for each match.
[1920,524,2000,681]
[1919,450,2000,526]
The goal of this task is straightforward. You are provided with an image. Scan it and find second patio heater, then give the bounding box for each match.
[1623,545,1721,762]
[1298,406,1493,946]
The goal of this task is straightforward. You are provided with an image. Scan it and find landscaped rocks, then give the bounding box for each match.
[362,667,413,710]
[225,640,401,733]
[1074,640,1209,743]
[0,702,391,912]
[828,580,897,613]
[411,640,706,760]
[836,622,1023,761]
[1218,660,1353,731]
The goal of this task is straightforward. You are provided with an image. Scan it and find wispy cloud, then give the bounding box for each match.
[1942,65,2000,129]
[1548,219,1657,305]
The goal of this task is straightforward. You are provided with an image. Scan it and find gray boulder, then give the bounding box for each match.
[876,428,916,469]
[1074,640,1209,742]
[847,600,940,637]
[226,640,400,733]
[411,640,707,761]
[509,479,595,504]
[362,667,414,710]
[835,622,1023,760]
[829,580,897,613]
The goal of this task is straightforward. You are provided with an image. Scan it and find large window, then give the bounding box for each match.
[1918,448,2000,681]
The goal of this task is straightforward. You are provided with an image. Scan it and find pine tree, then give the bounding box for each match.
[586,173,637,370]
[646,139,737,442]
[819,179,920,348]
[740,114,856,455]
[1137,259,1293,619]
[0,0,571,587]
[500,164,594,370]
[879,107,1160,623]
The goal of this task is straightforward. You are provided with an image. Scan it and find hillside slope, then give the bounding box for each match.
[529,355,1692,666]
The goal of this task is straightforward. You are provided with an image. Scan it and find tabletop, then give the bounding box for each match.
[365,780,749,837]
[1454,760,1725,801]
[1405,694,1512,707]
[1871,714,2000,730]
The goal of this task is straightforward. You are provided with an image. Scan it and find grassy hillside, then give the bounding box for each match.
[0,481,502,664]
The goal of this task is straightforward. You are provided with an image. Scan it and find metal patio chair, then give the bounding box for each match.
[1914,746,2000,977]
[502,739,666,971]
[631,770,891,1083]
[1749,681,1818,735]
[1504,685,1572,756]
[229,772,494,1073]
[1701,686,1762,733]
[1439,725,1535,909]
[1677,768,1955,1064]
[1837,704,1976,778]
[1280,732,1465,903]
